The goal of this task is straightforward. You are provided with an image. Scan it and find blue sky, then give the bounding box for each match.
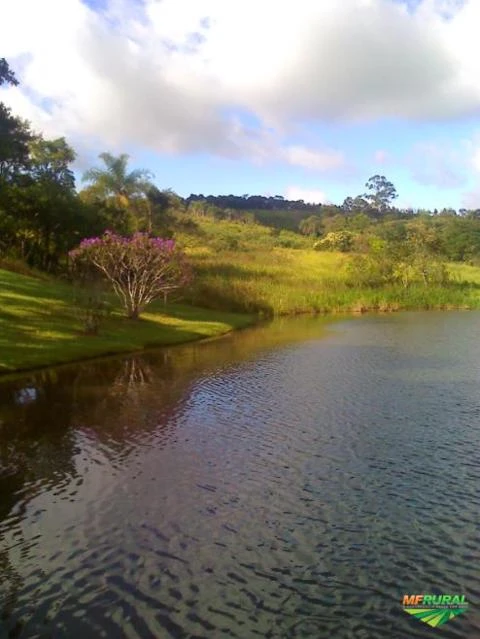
[2,0,480,209]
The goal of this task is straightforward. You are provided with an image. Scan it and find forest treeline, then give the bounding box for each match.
[2,56,480,278]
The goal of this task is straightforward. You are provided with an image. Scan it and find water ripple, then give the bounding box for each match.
[1,313,480,638]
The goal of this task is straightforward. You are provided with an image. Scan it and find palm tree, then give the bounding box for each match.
[82,152,153,209]
[299,215,323,237]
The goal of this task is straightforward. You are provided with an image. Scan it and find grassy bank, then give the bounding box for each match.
[3,216,480,374]
[0,268,253,374]
[181,221,480,314]
[186,246,480,315]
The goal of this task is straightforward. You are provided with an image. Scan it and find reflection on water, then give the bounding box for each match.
[0,313,479,638]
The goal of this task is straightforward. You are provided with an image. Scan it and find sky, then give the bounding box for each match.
[2,0,480,209]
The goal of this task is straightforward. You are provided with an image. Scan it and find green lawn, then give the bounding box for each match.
[0,268,253,374]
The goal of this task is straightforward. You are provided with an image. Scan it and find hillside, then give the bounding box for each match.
[177,218,480,315]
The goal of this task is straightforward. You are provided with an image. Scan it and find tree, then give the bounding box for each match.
[81,153,155,235]
[346,238,393,287]
[139,185,175,234]
[349,213,371,231]
[79,184,135,236]
[314,230,355,252]
[0,107,32,180]
[69,231,192,319]
[400,223,447,286]
[364,175,398,212]
[347,224,448,288]
[29,136,76,188]
[0,58,18,87]
[82,152,153,207]
[342,196,356,213]
[299,215,323,236]
[0,59,32,179]
[24,137,78,268]
[1,136,87,269]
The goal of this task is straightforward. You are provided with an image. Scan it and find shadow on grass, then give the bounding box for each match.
[0,272,76,312]
[449,280,480,290]
[148,301,255,326]
[187,282,274,316]
[0,305,252,374]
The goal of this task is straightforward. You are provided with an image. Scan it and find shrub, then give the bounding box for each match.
[69,231,192,319]
[314,231,355,252]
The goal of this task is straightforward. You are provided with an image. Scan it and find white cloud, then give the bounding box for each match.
[200,0,480,122]
[2,0,480,164]
[282,146,345,172]
[285,187,328,204]
[0,0,232,155]
[211,121,346,172]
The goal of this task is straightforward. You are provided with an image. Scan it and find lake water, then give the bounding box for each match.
[1,312,479,638]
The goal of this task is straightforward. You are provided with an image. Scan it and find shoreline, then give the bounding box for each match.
[2,264,478,379]
[1,304,476,381]
[0,267,257,379]
[0,314,258,382]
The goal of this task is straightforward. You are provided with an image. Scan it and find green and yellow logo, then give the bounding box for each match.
[403,594,469,627]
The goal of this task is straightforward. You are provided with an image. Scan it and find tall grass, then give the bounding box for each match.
[183,244,480,316]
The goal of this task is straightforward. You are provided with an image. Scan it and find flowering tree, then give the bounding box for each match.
[70,231,192,319]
